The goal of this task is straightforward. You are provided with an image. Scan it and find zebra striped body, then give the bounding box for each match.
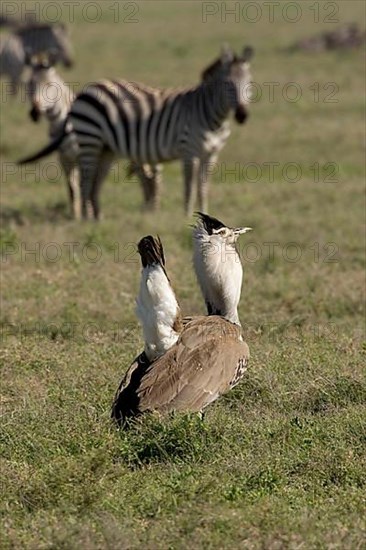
[71,46,253,219]
[0,23,73,96]
[24,58,151,219]
[72,79,232,163]
[18,45,254,219]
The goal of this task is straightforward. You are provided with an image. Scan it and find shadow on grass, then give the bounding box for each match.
[24,201,73,224]
[0,206,26,227]
[1,201,72,226]
[113,413,216,468]
[297,376,366,414]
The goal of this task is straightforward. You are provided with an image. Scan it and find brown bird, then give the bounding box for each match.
[111,213,252,425]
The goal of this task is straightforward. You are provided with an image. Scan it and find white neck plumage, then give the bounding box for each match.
[136,263,181,362]
[193,225,244,326]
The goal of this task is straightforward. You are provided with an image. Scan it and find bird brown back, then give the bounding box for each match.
[111,315,249,424]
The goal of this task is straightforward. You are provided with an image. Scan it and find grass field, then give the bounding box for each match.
[1,1,365,548]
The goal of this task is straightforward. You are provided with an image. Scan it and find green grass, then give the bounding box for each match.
[1,1,365,548]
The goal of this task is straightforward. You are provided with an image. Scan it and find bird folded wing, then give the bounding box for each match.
[112,316,249,420]
[135,317,249,413]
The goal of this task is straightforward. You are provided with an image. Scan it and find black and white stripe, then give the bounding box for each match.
[19,45,254,219]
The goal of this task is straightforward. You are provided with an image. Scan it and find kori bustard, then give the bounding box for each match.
[111,213,252,424]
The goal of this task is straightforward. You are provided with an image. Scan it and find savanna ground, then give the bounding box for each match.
[0,1,365,548]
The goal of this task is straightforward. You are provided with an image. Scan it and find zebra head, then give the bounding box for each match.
[202,45,254,124]
[17,23,74,68]
[25,53,62,122]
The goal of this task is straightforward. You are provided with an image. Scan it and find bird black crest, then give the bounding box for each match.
[138,236,165,268]
[195,212,226,235]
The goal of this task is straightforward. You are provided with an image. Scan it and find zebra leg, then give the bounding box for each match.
[148,164,163,210]
[79,156,98,220]
[198,155,215,214]
[63,162,75,215]
[90,151,114,221]
[138,164,153,206]
[130,164,156,210]
[69,167,82,220]
[183,157,200,216]
[61,157,81,220]
[129,163,163,210]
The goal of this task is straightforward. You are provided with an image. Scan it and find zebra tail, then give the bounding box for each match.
[17,128,66,165]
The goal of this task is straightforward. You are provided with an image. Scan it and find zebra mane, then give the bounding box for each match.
[201,55,242,81]
[201,58,224,81]
[202,46,254,81]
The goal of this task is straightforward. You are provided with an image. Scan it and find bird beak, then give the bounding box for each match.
[233,227,252,235]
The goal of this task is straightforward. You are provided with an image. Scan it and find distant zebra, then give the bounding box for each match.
[25,54,81,217]
[0,22,73,95]
[24,55,153,219]
[18,45,254,219]
[17,23,74,67]
[0,34,24,94]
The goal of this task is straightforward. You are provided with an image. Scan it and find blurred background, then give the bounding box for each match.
[1,1,365,548]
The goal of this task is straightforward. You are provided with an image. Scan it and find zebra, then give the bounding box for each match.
[0,34,24,95]
[25,53,81,218]
[18,45,254,219]
[0,22,73,96]
[24,54,155,219]
[17,23,74,66]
